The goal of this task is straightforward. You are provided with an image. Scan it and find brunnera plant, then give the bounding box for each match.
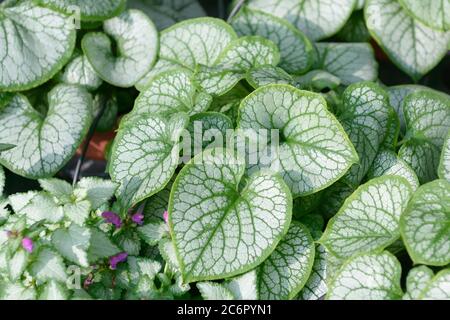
[0,0,449,301]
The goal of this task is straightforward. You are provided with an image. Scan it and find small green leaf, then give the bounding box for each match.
[60,53,103,91]
[38,178,73,203]
[38,280,69,300]
[160,17,238,69]
[398,0,450,31]
[29,247,67,283]
[314,43,378,86]
[400,179,450,266]
[367,150,420,191]
[419,269,450,300]
[257,222,315,300]
[327,252,403,300]
[197,282,235,300]
[247,0,357,41]
[337,82,391,187]
[365,0,450,80]
[134,69,212,119]
[110,113,189,208]
[137,219,168,246]
[82,9,158,87]
[399,91,450,183]
[9,192,64,224]
[231,7,313,74]
[52,224,91,267]
[0,1,76,91]
[403,266,434,300]
[88,228,121,262]
[76,177,117,210]
[237,84,358,197]
[35,0,126,21]
[114,229,141,256]
[0,85,93,179]
[0,144,15,153]
[438,131,450,181]
[320,176,413,259]
[170,148,292,282]
[143,181,171,220]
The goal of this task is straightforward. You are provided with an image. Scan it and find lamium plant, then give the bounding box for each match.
[0,0,449,301]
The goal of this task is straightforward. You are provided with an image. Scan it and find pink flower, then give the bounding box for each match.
[22,237,33,253]
[83,274,94,289]
[163,211,169,224]
[102,211,122,229]
[109,252,128,270]
[131,212,144,225]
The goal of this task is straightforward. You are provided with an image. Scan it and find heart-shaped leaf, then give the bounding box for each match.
[110,113,189,209]
[247,0,357,41]
[336,82,391,187]
[231,7,313,74]
[326,252,403,300]
[238,84,358,197]
[169,148,292,282]
[403,266,434,300]
[418,269,450,300]
[257,222,315,300]
[438,131,450,181]
[398,0,450,31]
[0,85,92,179]
[60,52,103,91]
[365,0,450,80]
[246,66,295,89]
[197,36,280,96]
[35,0,126,21]
[82,9,158,87]
[400,179,450,266]
[160,17,237,69]
[313,43,378,86]
[135,59,183,91]
[0,1,76,91]
[128,0,206,30]
[319,176,413,259]
[367,149,420,191]
[398,91,450,183]
[133,69,212,119]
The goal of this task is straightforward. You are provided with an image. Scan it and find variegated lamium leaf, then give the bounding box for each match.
[128,0,206,30]
[438,131,450,181]
[60,52,103,91]
[398,0,450,31]
[0,85,92,179]
[335,82,391,187]
[133,69,212,119]
[230,7,313,74]
[403,266,434,300]
[82,9,158,87]
[197,36,280,96]
[169,148,292,282]
[320,176,413,259]
[366,150,420,191]
[35,0,126,21]
[0,1,76,91]
[257,222,315,300]
[398,91,450,183]
[313,43,378,86]
[159,17,238,70]
[418,269,450,300]
[237,84,358,197]
[365,0,450,80]
[246,0,357,41]
[327,252,403,300]
[110,113,189,209]
[400,179,450,266]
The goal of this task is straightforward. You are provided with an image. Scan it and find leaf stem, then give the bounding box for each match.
[72,97,108,187]
[227,0,246,22]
